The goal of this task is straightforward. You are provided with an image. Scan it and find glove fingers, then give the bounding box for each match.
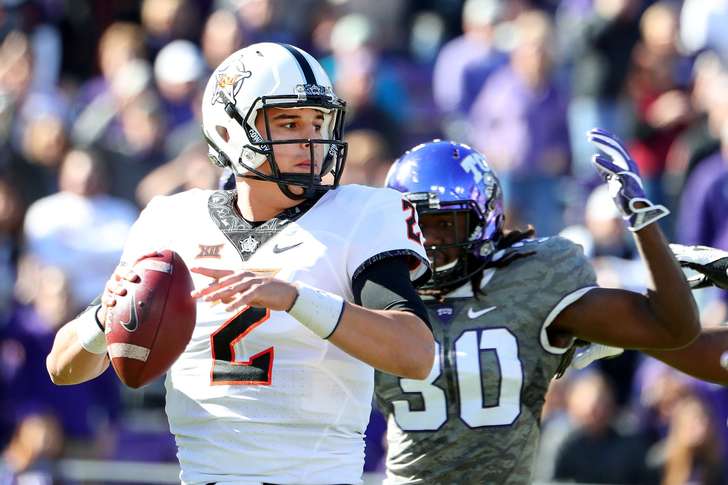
[587,128,631,158]
[588,134,631,170]
[591,154,619,175]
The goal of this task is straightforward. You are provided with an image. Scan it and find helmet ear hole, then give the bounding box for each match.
[216,126,230,142]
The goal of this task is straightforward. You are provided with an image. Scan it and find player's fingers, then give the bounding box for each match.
[101,292,117,307]
[591,154,617,173]
[110,277,129,296]
[190,267,235,280]
[224,294,249,312]
[191,272,254,298]
[587,131,630,160]
[226,286,261,312]
[133,251,163,265]
[216,271,257,287]
[122,270,140,283]
[204,278,260,302]
[191,277,233,298]
[104,278,125,296]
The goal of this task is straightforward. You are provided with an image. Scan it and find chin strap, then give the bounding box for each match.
[236,173,326,200]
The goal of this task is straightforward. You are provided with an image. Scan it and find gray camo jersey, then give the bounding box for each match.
[374,236,597,484]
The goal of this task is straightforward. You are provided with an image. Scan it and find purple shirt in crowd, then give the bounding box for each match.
[677,153,728,247]
[433,36,495,114]
[468,65,571,177]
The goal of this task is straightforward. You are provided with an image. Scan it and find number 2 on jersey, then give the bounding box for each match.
[393,328,523,430]
[402,199,422,243]
[210,306,274,385]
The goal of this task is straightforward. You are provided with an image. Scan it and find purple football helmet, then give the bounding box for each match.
[385,140,505,292]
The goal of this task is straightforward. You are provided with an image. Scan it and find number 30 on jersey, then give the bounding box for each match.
[393,328,523,430]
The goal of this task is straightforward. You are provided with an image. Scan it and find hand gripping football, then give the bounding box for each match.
[105,250,196,388]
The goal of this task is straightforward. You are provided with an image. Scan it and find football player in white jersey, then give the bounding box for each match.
[46,43,435,485]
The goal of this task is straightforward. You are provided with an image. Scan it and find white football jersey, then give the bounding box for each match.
[119,184,429,485]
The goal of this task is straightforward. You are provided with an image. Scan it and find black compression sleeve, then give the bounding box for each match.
[352,256,431,330]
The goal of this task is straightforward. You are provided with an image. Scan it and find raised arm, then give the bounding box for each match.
[551,129,700,349]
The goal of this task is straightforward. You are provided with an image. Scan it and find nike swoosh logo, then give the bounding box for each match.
[272,242,302,254]
[120,293,139,332]
[467,306,497,319]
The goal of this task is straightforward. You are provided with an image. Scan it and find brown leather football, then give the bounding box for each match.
[105,250,196,388]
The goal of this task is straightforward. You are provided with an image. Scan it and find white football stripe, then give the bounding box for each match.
[108,343,150,362]
[139,260,172,274]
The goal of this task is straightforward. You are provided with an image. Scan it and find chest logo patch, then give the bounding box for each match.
[435,305,455,324]
[196,244,224,259]
[240,236,260,253]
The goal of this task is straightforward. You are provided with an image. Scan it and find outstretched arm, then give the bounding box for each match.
[645,327,728,385]
[551,129,700,349]
[646,245,728,384]
[573,244,728,382]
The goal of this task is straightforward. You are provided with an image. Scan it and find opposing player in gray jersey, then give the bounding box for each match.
[376,132,701,484]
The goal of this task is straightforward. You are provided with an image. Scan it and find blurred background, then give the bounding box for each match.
[0,0,727,483]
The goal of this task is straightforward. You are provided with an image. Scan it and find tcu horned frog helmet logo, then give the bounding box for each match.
[212,56,252,106]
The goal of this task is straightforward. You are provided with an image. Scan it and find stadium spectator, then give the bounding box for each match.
[201,8,244,70]
[567,0,641,183]
[0,175,24,319]
[140,0,202,57]
[468,9,571,236]
[625,1,692,210]
[153,39,205,134]
[0,412,63,484]
[1,264,121,452]
[432,0,502,118]
[12,92,68,204]
[553,371,651,484]
[339,129,392,187]
[680,0,728,60]
[648,394,726,484]
[23,149,137,308]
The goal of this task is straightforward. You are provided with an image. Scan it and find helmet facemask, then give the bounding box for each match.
[207,85,348,200]
[406,192,503,295]
[201,42,350,199]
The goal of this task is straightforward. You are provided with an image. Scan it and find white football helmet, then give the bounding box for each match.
[201,42,347,199]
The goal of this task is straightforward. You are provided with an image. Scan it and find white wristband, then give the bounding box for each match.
[75,305,108,354]
[287,283,345,339]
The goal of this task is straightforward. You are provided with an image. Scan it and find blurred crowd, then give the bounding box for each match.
[0,0,727,483]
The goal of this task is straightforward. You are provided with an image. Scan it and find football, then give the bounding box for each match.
[105,250,196,388]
